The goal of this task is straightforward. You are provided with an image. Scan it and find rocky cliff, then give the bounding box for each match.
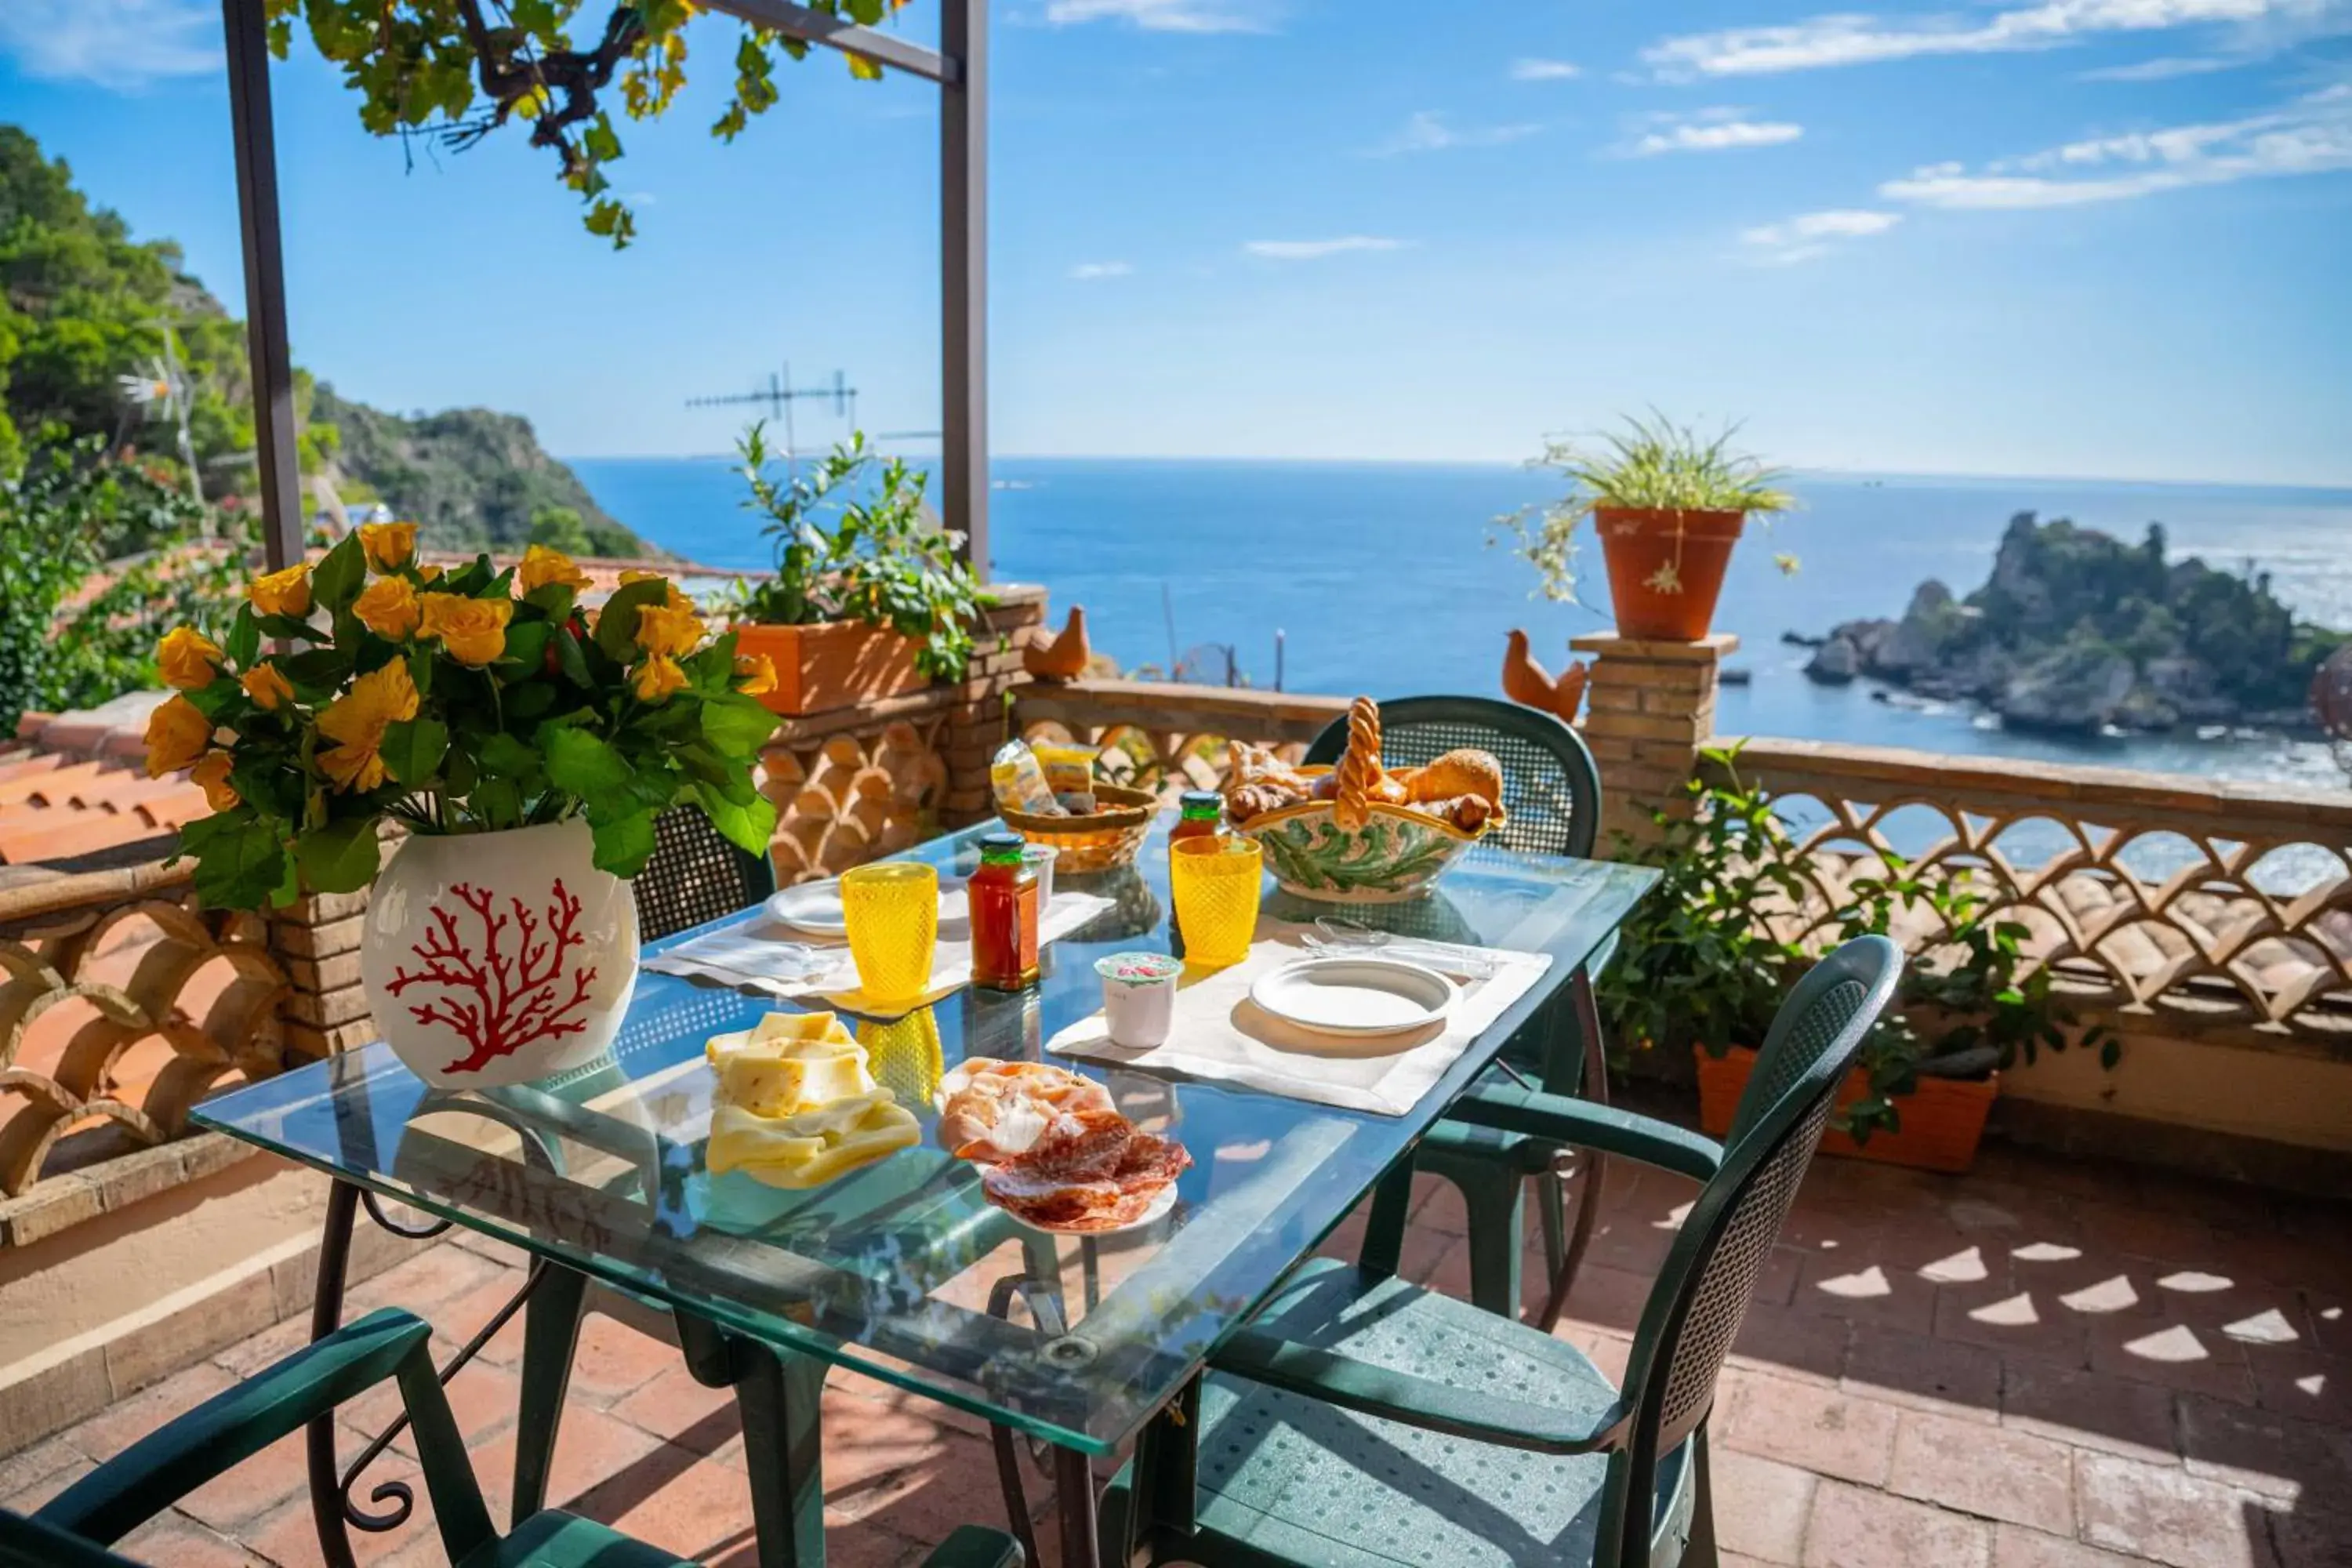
[1802,514,2347,735]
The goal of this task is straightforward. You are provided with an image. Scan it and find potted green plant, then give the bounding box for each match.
[1504,412,1793,641]
[1604,745,2114,1173]
[728,426,995,717]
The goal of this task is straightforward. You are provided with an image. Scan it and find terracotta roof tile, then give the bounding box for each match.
[0,760,111,807]
[0,695,203,867]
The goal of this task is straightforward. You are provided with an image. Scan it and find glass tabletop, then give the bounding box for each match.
[195,815,1657,1454]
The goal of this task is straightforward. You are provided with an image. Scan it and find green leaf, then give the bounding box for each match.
[554,625,593,686]
[506,683,557,719]
[282,648,352,688]
[471,775,523,830]
[592,578,670,661]
[257,613,328,643]
[539,723,632,804]
[698,691,781,758]
[590,811,659,877]
[692,781,777,858]
[379,717,448,786]
[296,815,380,895]
[181,815,292,913]
[226,604,260,669]
[524,583,578,621]
[408,647,434,699]
[477,732,542,781]
[310,532,367,613]
[500,621,551,672]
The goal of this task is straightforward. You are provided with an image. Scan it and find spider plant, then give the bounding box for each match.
[1498,412,1795,604]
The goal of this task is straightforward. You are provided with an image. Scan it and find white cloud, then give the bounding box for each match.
[0,0,219,88]
[1370,111,1543,156]
[1069,261,1134,280]
[2081,52,2249,75]
[1243,236,1408,260]
[1643,0,2330,78]
[1043,0,1270,32]
[1880,84,2352,206]
[1627,108,1806,155]
[1741,208,1904,262]
[1510,57,1583,80]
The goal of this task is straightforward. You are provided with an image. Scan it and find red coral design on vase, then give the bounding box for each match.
[385,880,600,1076]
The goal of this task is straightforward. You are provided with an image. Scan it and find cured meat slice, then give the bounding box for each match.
[980,1109,1191,1232]
[936,1058,1116,1163]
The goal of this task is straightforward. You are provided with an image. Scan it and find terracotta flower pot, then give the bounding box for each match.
[361,819,638,1088]
[1595,506,1745,641]
[1693,1044,1996,1174]
[732,619,927,717]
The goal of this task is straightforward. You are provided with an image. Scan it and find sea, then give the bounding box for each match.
[568,456,2352,793]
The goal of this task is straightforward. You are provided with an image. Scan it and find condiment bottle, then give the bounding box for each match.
[1171,790,1224,845]
[968,832,1041,991]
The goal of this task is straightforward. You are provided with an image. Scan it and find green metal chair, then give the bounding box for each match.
[1302,695,1611,1323]
[1100,935,1902,1568]
[0,1307,1022,1568]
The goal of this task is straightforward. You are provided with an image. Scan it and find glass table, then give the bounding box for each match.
[196,815,1656,1567]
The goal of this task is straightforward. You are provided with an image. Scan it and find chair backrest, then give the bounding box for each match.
[1301,695,1602,859]
[1600,935,1903,1561]
[634,805,779,942]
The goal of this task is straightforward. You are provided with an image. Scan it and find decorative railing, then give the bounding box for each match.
[1014,677,2352,1045]
[1717,739,2352,1042]
[0,861,288,1196]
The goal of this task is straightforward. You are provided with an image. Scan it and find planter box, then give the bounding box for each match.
[732,619,927,717]
[1694,1044,1997,1174]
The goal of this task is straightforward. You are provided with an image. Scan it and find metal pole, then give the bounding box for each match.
[942,0,989,579]
[222,0,304,572]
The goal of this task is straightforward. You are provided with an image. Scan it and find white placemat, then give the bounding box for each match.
[1046,922,1553,1116]
[645,889,1112,1009]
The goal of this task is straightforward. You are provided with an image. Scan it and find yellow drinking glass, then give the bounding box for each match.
[840,862,939,1006]
[1171,836,1265,969]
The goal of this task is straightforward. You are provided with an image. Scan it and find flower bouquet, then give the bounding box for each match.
[153,524,782,1085]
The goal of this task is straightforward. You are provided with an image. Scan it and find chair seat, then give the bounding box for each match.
[1149,1262,1687,1567]
[459,1509,696,1568]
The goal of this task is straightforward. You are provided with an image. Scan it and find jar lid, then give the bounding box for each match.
[978,832,1025,859]
[1179,790,1222,810]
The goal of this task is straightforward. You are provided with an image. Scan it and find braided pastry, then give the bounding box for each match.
[1333,696,1385,830]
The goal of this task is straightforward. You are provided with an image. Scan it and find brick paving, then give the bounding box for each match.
[9,1138,2350,1567]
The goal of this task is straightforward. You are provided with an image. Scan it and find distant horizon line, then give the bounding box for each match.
[559,450,2352,495]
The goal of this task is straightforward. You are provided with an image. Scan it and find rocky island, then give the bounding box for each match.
[1800,514,2347,735]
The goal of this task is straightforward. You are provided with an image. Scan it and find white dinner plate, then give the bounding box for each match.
[998,1181,1178,1237]
[1249,956,1457,1037]
[765,880,849,936]
[765,880,967,937]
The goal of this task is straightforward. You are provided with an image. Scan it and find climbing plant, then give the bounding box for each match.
[266,0,917,248]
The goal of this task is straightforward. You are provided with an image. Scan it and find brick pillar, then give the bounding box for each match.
[1571,632,1737,848]
[265,889,376,1063]
[941,586,1048,826]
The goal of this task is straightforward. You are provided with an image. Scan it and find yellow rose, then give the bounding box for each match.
[633,655,689,703]
[249,563,311,619]
[144,695,213,779]
[157,626,223,691]
[634,601,706,661]
[358,521,418,572]
[621,568,694,613]
[316,659,419,793]
[191,751,240,811]
[519,544,593,596]
[418,593,513,667]
[734,653,778,696]
[241,662,294,711]
[354,575,422,640]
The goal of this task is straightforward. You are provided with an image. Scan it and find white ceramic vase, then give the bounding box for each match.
[359,818,638,1089]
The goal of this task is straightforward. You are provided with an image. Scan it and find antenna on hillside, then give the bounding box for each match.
[684,362,857,462]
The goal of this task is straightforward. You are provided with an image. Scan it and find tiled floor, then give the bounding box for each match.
[7,1136,2348,1567]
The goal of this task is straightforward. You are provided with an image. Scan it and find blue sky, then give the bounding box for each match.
[3,0,2349,483]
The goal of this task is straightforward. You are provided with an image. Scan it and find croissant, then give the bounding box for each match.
[1333,696,1384,830]
[1225,782,1297,823]
[1406,748,1504,808]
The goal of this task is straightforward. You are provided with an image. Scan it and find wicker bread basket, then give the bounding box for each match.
[999,783,1156,873]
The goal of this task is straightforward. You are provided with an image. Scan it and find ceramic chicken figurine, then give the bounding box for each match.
[1023,605,1091,682]
[1502,630,1589,724]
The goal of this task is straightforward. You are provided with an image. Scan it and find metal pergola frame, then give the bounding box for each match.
[221,0,989,578]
